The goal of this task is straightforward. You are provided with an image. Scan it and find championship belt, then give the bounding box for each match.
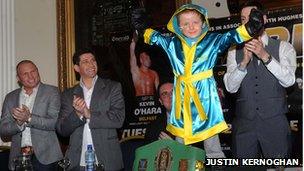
[133,139,205,171]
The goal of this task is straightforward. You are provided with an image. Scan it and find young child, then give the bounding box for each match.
[132,4,263,145]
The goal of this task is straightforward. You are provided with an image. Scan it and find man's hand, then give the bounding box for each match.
[12,105,31,125]
[240,45,253,67]
[245,8,264,37]
[245,38,270,62]
[73,95,91,119]
[73,95,86,117]
[132,32,139,43]
[130,38,136,50]
[158,131,173,140]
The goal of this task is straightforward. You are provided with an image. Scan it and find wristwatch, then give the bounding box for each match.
[263,55,272,65]
[27,116,32,123]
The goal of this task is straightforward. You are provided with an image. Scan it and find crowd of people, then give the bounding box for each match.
[0,0,298,170]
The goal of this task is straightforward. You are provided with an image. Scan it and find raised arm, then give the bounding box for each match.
[130,39,139,76]
[223,48,248,93]
[215,8,265,54]
[245,39,297,87]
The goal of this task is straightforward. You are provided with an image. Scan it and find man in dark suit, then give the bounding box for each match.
[56,49,125,171]
[0,60,63,170]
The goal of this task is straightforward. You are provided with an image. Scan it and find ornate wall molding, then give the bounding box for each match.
[56,0,76,91]
[0,0,15,147]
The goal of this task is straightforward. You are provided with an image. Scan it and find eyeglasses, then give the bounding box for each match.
[160,91,173,98]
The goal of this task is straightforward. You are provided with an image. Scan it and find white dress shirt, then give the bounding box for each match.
[19,84,39,148]
[79,76,99,166]
[223,32,297,93]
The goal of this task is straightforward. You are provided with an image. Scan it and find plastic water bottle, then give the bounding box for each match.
[85,144,95,171]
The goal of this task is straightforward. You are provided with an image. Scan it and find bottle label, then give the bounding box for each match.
[86,164,94,171]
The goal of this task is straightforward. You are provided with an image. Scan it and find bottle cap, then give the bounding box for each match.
[87,144,93,150]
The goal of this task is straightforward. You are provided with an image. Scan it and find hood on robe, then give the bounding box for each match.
[167,4,210,44]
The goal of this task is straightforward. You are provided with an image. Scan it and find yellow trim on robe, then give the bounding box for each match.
[175,69,213,120]
[167,121,228,145]
[143,28,154,44]
[236,25,252,41]
[172,39,217,143]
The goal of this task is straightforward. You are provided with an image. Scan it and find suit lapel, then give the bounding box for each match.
[90,78,105,110]
[73,85,84,98]
[32,83,43,114]
[13,89,21,108]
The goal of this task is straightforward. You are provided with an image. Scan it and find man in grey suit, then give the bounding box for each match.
[56,49,125,171]
[0,60,63,170]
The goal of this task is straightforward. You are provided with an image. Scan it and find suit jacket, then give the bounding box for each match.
[56,77,125,171]
[145,112,174,145]
[0,83,63,170]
